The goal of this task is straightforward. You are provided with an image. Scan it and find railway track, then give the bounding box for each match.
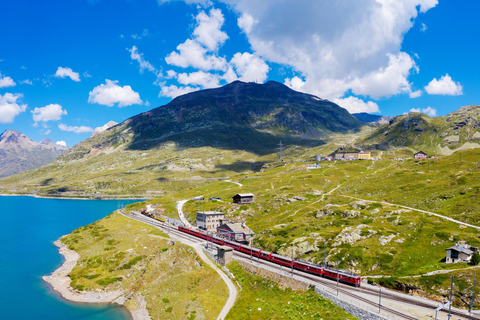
[123,211,478,320]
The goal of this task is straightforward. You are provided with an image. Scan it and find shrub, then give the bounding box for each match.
[162,298,170,303]
[471,252,480,266]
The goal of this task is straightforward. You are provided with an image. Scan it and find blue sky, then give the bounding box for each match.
[1,0,479,147]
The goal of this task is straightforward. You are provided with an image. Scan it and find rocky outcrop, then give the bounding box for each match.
[332,224,368,247]
[278,234,324,258]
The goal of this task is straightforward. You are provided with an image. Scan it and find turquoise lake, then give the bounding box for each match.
[0,196,140,320]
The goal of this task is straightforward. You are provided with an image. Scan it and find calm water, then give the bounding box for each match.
[0,196,139,320]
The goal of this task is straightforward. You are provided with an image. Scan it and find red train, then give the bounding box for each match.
[177,226,361,287]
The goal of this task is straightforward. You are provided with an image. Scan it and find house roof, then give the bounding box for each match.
[446,245,474,255]
[197,211,224,216]
[219,222,255,234]
[415,151,427,155]
[234,193,254,197]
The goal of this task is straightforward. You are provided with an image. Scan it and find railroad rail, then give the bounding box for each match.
[123,211,479,320]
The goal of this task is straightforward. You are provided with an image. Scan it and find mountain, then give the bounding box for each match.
[360,105,480,155]
[0,130,69,178]
[353,112,393,125]
[79,80,362,155]
[0,81,364,196]
[91,121,118,137]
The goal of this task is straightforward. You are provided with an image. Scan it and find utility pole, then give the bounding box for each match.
[250,231,253,263]
[448,276,453,320]
[336,261,340,296]
[324,244,326,269]
[291,248,294,277]
[470,268,477,316]
[378,288,382,314]
[278,140,284,161]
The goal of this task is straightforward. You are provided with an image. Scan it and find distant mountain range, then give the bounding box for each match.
[352,112,393,125]
[0,130,69,178]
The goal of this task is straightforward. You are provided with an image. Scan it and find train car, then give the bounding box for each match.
[224,240,242,250]
[154,216,165,222]
[197,231,208,240]
[323,268,361,287]
[178,226,190,234]
[239,245,262,258]
[212,236,225,246]
[259,251,272,261]
[270,253,293,267]
[293,260,324,277]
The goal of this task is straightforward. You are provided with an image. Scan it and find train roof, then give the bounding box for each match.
[270,253,293,261]
[324,267,360,278]
[295,260,324,268]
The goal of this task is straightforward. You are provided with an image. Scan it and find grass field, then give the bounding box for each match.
[225,261,358,320]
[61,212,228,319]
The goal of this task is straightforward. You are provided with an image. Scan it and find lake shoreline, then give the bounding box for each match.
[43,238,150,320]
[0,193,147,201]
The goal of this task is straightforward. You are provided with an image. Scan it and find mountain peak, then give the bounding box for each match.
[40,137,55,146]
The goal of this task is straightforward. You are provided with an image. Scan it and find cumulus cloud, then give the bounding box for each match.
[0,93,27,124]
[333,96,380,114]
[58,123,94,133]
[166,39,227,71]
[410,106,436,117]
[420,23,427,32]
[56,140,67,146]
[177,71,221,88]
[160,8,269,98]
[160,84,198,99]
[88,79,143,107]
[409,90,422,98]
[229,52,269,83]
[0,73,16,88]
[424,74,463,95]
[31,103,67,122]
[194,9,229,51]
[54,67,80,82]
[219,0,437,100]
[237,13,255,33]
[165,9,229,70]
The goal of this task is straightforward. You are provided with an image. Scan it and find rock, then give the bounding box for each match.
[395,238,405,244]
[316,210,326,218]
[379,234,396,245]
[293,196,307,201]
[332,224,368,247]
[286,198,297,203]
[342,210,360,218]
[350,200,368,210]
[278,237,322,258]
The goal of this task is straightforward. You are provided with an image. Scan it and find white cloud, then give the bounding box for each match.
[58,123,94,133]
[54,67,81,82]
[157,0,211,6]
[333,96,380,114]
[0,93,27,124]
[424,74,463,95]
[409,90,422,98]
[129,46,158,74]
[166,39,227,71]
[237,13,255,34]
[159,84,198,99]
[177,71,221,88]
[165,9,228,71]
[194,9,229,51]
[284,76,306,92]
[19,79,33,85]
[56,140,67,146]
[229,52,269,83]
[0,73,16,88]
[420,23,427,32]
[166,70,177,79]
[83,71,92,78]
[88,79,143,107]
[31,103,67,122]
[20,65,27,70]
[42,129,52,135]
[409,106,436,117]
[219,0,437,99]
[132,29,149,40]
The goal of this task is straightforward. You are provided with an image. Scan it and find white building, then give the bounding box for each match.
[196,211,224,231]
[446,242,478,263]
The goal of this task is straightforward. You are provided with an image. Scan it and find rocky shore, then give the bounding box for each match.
[43,238,150,320]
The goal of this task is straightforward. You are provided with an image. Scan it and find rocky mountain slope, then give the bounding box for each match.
[352,112,393,125]
[0,130,69,178]
[360,106,480,155]
[91,121,118,137]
